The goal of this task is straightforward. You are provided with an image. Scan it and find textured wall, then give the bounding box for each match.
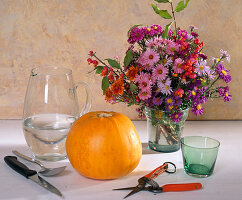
[0,0,241,120]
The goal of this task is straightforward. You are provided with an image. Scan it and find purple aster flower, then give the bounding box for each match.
[189,25,198,31]
[187,34,193,40]
[215,63,232,83]
[177,28,188,39]
[174,96,182,106]
[186,90,196,100]
[218,85,232,102]
[152,96,163,105]
[195,87,209,104]
[128,27,144,44]
[165,104,174,112]
[165,96,175,105]
[199,53,208,60]
[211,57,221,64]
[191,32,199,37]
[192,102,204,116]
[168,29,173,37]
[220,49,230,63]
[151,24,162,35]
[143,27,155,36]
[187,79,202,90]
[171,110,183,122]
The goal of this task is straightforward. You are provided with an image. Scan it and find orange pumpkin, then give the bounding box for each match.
[66,111,142,180]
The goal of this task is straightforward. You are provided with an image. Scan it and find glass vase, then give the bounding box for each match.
[145,107,189,153]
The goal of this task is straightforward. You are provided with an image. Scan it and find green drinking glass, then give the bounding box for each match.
[181,136,220,178]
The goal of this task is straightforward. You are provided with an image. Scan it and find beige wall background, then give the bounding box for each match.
[0,0,241,120]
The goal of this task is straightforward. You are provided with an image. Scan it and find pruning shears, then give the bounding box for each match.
[113,162,202,199]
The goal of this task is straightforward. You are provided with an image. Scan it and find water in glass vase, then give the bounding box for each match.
[23,113,77,161]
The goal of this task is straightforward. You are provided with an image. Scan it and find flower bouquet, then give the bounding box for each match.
[87,0,232,152]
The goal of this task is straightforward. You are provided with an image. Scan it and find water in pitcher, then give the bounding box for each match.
[23,113,77,161]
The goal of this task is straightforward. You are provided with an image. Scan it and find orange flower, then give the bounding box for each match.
[137,65,143,71]
[105,88,113,101]
[111,79,124,95]
[125,66,139,81]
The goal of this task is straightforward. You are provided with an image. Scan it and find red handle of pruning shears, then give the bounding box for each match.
[162,183,202,192]
[144,163,169,179]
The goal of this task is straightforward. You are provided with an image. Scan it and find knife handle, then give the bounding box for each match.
[162,183,202,192]
[4,156,37,178]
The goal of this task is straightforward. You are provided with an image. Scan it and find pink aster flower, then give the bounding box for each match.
[173,58,184,74]
[161,55,173,67]
[163,39,172,45]
[220,49,230,63]
[160,84,173,96]
[142,49,160,66]
[136,75,152,90]
[154,36,163,47]
[208,70,215,80]
[145,38,159,48]
[138,87,151,100]
[195,60,210,76]
[165,41,180,55]
[157,78,171,89]
[137,56,154,70]
[152,64,168,81]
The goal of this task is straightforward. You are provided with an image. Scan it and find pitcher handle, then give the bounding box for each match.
[75,81,92,116]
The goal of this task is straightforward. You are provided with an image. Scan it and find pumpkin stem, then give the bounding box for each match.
[97,112,113,118]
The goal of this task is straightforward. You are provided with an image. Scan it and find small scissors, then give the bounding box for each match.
[113,162,202,199]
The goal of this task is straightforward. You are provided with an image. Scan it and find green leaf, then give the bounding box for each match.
[124,49,133,67]
[152,4,172,19]
[185,0,190,7]
[105,59,121,69]
[175,1,185,12]
[175,0,190,12]
[162,21,173,39]
[128,24,142,35]
[101,76,109,93]
[130,83,138,92]
[154,0,170,3]
[95,66,104,74]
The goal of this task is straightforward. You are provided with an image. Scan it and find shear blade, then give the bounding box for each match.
[123,187,142,199]
[113,187,136,190]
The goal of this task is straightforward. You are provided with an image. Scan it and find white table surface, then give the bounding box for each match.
[0,120,242,200]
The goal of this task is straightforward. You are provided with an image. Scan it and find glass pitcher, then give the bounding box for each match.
[23,66,91,161]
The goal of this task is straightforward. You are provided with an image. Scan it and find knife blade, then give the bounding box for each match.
[4,156,63,197]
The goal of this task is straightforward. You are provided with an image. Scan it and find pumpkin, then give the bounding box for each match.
[66,111,142,180]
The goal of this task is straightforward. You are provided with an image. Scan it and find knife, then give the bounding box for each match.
[4,156,63,197]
